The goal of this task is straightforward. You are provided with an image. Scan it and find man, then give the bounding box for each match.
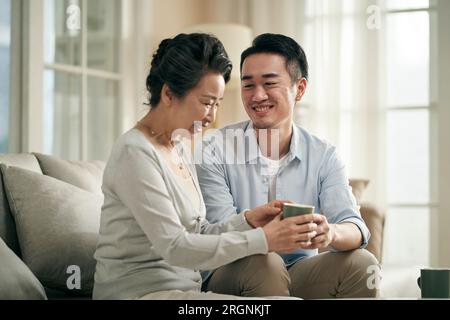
[196,33,380,298]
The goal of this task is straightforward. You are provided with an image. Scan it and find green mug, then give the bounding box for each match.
[282,203,314,219]
[417,268,450,298]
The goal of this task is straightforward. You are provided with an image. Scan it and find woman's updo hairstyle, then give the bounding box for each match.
[146,33,232,107]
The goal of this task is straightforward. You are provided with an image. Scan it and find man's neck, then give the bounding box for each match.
[255,123,293,160]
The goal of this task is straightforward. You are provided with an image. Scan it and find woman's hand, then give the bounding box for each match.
[262,213,321,253]
[244,200,289,228]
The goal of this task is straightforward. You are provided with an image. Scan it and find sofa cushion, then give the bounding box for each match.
[33,153,105,196]
[0,164,102,296]
[349,178,369,203]
[0,236,47,300]
[0,153,43,256]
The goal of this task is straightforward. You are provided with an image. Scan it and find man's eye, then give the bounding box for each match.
[243,84,254,89]
[266,82,277,86]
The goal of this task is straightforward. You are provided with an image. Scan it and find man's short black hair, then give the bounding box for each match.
[240,33,308,83]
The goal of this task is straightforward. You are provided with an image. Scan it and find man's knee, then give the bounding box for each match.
[347,249,380,270]
[344,249,380,297]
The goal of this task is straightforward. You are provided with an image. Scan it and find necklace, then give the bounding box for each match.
[138,121,185,171]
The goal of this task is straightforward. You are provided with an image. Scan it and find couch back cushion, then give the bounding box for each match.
[33,153,105,196]
[349,179,370,203]
[0,154,42,256]
[0,164,102,296]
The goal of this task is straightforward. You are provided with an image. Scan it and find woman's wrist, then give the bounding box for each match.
[243,209,256,228]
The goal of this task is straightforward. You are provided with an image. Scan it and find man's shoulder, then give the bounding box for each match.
[295,124,337,156]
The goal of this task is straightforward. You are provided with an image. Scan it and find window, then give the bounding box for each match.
[43,0,121,160]
[0,0,11,153]
[297,0,434,266]
[383,0,433,266]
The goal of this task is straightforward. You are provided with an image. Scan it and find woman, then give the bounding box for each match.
[93,33,316,300]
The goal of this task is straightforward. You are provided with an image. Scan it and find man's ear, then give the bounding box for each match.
[160,84,173,106]
[295,78,308,101]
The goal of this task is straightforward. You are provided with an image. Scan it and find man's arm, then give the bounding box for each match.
[196,136,239,224]
[330,222,363,250]
[312,147,370,251]
[306,218,363,251]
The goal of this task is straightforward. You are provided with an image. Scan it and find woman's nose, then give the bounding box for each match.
[205,106,216,123]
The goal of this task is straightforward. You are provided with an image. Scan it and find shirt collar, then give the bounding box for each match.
[243,121,303,163]
[290,124,303,161]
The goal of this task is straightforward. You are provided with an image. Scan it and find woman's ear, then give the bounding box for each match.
[160,84,173,106]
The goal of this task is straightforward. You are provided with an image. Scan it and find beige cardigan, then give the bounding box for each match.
[93,129,268,299]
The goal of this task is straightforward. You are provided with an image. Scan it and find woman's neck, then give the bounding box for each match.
[138,108,175,147]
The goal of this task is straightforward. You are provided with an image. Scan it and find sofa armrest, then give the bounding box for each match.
[360,202,385,263]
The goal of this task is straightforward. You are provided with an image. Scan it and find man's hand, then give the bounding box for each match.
[303,214,363,251]
[245,200,291,228]
[302,214,336,249]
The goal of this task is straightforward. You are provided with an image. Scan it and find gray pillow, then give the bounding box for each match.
[33,152,105,196]
[0,237,47,300]
[1,164,102,295]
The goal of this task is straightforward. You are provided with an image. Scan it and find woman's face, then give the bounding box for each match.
[172,72,225,134]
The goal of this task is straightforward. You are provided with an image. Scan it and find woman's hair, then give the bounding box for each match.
[146,33,232,107]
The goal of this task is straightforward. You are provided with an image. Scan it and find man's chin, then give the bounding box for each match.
[251,119,274,130]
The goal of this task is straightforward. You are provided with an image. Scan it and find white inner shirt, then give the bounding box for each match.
[260,152,290,202]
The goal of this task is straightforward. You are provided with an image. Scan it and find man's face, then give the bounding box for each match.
[240,53,306,130]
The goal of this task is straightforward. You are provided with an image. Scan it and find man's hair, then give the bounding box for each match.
[240,33,308,83]
[146,33,232,107]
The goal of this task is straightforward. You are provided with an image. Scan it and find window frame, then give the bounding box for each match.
[21,0,139,160]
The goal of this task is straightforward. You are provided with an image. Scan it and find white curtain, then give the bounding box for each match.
[239,0,386,205]
[295,0,385,206]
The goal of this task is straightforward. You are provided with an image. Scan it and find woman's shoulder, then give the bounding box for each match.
[110,128,159,163]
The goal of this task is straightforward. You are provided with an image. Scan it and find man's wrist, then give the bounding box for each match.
[330,223,338,245]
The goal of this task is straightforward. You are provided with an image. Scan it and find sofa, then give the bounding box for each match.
[0,152,388,300]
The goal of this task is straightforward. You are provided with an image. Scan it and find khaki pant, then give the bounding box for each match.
[138,253,299,300]
[205,249,380,299]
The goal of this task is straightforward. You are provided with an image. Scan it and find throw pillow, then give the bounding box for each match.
[349,179,369,203]
[0,237,47,300]
[0,164,102,295]
[33,152,105,196]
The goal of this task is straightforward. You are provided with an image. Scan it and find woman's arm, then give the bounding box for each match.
[113,145,268,271]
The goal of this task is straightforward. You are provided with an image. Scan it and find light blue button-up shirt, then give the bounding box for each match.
[196,120,370,268]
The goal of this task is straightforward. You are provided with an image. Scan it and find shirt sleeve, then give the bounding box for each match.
[195,137,239,224]
[113,144,268,271]
[318,147,371,249]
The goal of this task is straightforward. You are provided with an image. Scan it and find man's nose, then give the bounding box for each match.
[252,86,268,102]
